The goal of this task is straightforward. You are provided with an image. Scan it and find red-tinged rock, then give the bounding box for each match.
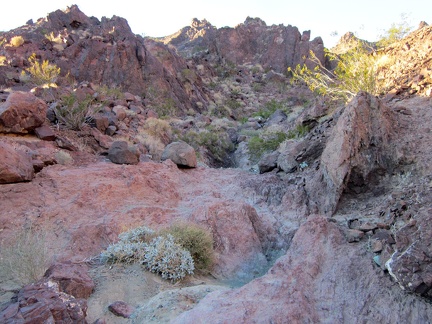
[108,301,135,318]
[0,91,47,134]
[161,141,197,168]
[35,125,56,141]
[107,141,139,165]
[307,92,396,215]
[0,279,88,323]
[0,141,34,183]
[44,262,95,299]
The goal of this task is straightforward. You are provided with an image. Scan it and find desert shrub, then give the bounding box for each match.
[0,56,7,66]
[10,35,24,47]
[21,53,61,86]
[377,14,413,49]
[95,84,124,100]
[100,226,155,264]
[0,226,52,285]
[100,226,194,281]
[287,124,310,139]
[252,99,289,119]
[44,32,63,44]
[143,235,194,281]
[158,223,215,274]
[155,97,177,118]
[54,93,101,130]
[180,129,234,162]
[289,43,385,103]
[142,118,172,145]
[248,131,288,162]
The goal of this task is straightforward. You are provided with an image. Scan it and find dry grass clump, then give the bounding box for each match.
[10,35,24,47]
[0,226,53,285]
[142,117,172,145]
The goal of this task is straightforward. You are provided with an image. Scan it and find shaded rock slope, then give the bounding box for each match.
[0,5,432,323]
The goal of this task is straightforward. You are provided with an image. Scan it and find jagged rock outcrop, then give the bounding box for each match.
[0,5,210,115]
[0,262,93,323]
[307,92,396,215]
[162,17,326,73]
[377,23,432,98]
[173,216,432,323]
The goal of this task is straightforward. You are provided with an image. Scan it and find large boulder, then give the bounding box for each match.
[307,92,396,215]
[107,141,139,165]
[161,141,197,168]
[0,91,48,134]
[0,141,34,183]
[0,279,88,323]
[172,216,432,323]
[44,262,95,299]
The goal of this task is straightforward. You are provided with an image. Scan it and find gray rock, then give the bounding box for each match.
[161,141,197,168]
[107,141,139,165]
[258,151,280,174]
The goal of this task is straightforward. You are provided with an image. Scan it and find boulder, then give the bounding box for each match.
[0,142,34,183]
[108,301,135,318]
[0,91,48,133]
[307,92,396,215]
[107,141,139,165]
[35,125,56,141]
[258,151,280,174]
[386,211,432,297]
[44,262,95,299]
[161,141,197,168]
[0,279,88,323]
[172,216,432,323]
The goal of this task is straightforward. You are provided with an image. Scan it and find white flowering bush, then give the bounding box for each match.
[100,226,154,264]
[100,226,195,281]
[142,235,195,281]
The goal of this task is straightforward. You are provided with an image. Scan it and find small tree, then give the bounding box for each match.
[377,14,413,48]
[288,42,384,103]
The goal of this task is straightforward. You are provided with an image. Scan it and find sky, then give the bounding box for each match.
[1,1,430,48]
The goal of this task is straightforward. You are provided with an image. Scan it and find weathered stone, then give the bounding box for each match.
[164,17,325,74]
[386,209,432,297]
[0,91,48,133]
[108,301,135,318]
[0,142,34,183]
[344,228,365,243]
[307,92,396,215]
[35,125,56,141]
[258,151,280,174]
[44,262,95,299]
[107,141,139,165]
[0,279,88,323]
[93,115,109,132]
[265,109,287,125]
[161,141,197,168]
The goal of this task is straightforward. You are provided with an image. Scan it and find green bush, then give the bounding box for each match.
[377,14,413,48]
[180,129,234,163]
[54,93,101,130]
[287,124,310,139]
[289,43,384,103]
[159,223,215,274]
[248,131,288,162]
[252,99,289,119]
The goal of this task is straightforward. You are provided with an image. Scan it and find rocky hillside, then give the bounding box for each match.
[1,5,432,323]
